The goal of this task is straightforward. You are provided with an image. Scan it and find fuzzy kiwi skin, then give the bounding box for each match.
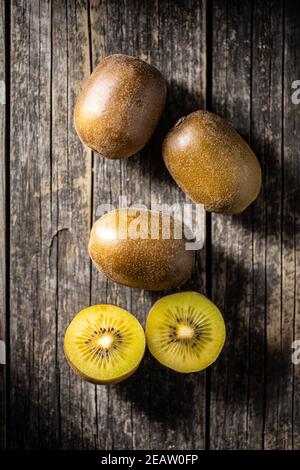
[88,209,195,291]
[74,54,167,159]
[163,111,262,214]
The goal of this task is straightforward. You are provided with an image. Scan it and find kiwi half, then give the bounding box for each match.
[64,305,145,384]
[146,292,226,373]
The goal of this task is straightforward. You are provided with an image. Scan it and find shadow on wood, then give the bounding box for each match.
[122,79,203,188]
[114,350,202,425]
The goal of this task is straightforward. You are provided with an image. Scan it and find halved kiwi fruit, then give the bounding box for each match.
[146,292,226,373]
[64,305,146,384]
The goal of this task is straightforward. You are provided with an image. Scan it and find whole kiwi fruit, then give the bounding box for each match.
[163,110,262,214]
[74,54,167,159]
[88,208,195,291]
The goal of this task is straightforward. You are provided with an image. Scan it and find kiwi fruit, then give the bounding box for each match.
[146,291,226,373]
[64,304,145,384]
[88,208,195,291]
[163,110,262,214]
[74,54,167,159]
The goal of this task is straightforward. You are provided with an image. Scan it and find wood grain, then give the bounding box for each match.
[5,0,300,450]
[0,0,6,450]
[52,0,93,450]
[10,0,58,448]
[284,0,300,451]
[89,0,207,450]
[250,0,289,449]
[210,0,254,449]
[210,0,299,450]
[251,0,288,450]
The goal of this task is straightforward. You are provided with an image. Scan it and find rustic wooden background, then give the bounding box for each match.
[0,0,299,450]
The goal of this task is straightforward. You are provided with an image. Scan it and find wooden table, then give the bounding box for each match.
[0,0,299,450]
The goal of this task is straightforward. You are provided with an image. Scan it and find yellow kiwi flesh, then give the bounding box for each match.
[64,305,145,384]
[163,111,262,214]
[146,292,226,373]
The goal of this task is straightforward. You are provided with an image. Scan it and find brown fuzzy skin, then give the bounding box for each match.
[74,54,167,159]
[88,209,195,291]
[163,111,262,214]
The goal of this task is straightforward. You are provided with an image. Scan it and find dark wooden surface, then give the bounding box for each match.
[0,0,6,452]
[0,0,299,449]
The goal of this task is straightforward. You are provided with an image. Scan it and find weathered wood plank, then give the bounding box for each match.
[251,0,293,450]
[250,0,293,450]
[10,0,93,449]
[10,0,60,448]
[90,0,207,450]
[10,0,58,448]
[284,0,300,451]
[51,0,93,449]
[210,0,298,450]
[0,0,6,450]
[210,0,254,449]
